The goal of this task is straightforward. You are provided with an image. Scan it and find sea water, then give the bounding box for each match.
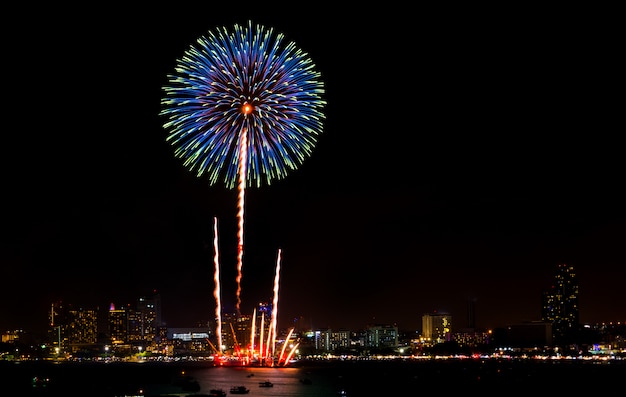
[2,358,624,396]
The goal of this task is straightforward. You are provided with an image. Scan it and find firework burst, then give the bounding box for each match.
[160,20,326,189]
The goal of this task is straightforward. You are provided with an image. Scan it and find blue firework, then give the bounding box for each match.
[161,21,326,189]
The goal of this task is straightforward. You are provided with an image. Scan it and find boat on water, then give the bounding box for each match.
[259,380,274,387]
[229,385,251,394]
[208,389,227,397]
[31,376,51,389]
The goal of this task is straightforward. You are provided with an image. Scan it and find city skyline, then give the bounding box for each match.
[2,6,625,334]
[0,261,617,336]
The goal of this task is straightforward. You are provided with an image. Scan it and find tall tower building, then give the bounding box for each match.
[541,263,579,345]
[109,303,129,345]
[128,294,159,347]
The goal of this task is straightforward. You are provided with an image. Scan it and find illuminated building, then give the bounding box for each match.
[366,324,398,349]
[127,294,159,348]
[108,304,129,345]
[541,263,579,345]
[422,311,452,345]
[48,301,98,355]
[168,327,213,355]
[314,328,351,352]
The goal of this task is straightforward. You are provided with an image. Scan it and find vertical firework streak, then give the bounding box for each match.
[269,249,282,362]
[249,308,257,360]
[264,324,273,362]
[212,217,223,352]
[236,129,248,314]
[259,313,265,362]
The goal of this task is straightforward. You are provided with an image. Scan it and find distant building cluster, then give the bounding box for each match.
[1,263,625,360]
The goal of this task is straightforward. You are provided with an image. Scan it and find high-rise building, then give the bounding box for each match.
[422,311,452,344]
[49,301,99,354]
[67,307,99,350]
[108,303,129,345]
[541,263,579,345]
[365,324,398,349]
[315,328,351,352]
[128,294,159,347]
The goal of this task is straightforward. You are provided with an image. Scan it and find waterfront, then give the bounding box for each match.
[3,358,624,396]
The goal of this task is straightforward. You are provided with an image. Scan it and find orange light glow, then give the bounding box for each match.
[242,103,254,114]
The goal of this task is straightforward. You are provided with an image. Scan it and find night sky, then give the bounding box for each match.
[2,5,624,334]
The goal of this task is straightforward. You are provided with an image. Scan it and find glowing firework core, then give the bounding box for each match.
[242,103,254,115]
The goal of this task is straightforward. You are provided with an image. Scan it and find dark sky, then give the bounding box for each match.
[2,5,624,334]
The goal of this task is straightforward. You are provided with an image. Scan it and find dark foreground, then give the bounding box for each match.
[1,358,624,396]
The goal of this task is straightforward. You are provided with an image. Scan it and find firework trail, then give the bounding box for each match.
[212,217,223,352]
[278,327,294,365]
[235,130,247,313]
[161,21,326,317]
[259,313,265,362]
[269,249,282,362]
[284,342,300,364]
[263,319,273,362]
[249,308,257,359]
